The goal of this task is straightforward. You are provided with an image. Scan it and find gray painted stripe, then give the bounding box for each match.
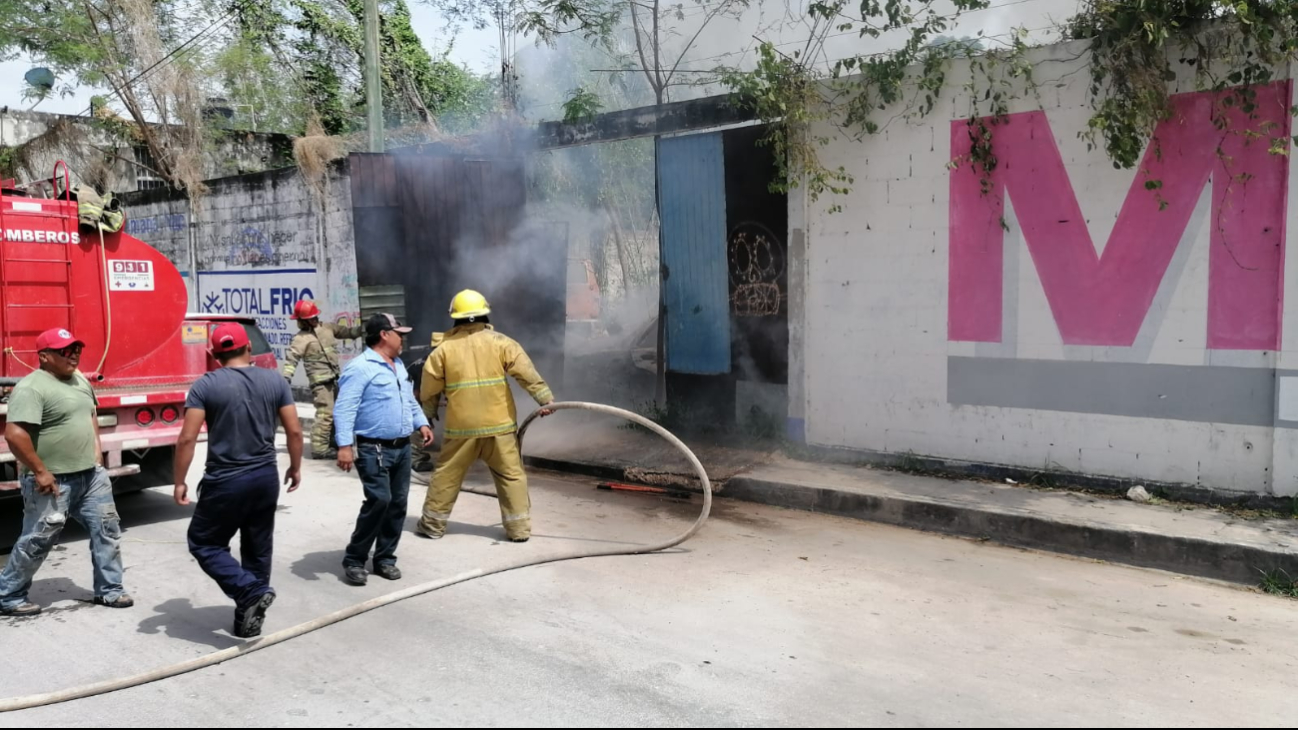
[948,357,1275,427]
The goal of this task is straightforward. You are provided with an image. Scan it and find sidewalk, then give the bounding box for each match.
[296,403,1298,586]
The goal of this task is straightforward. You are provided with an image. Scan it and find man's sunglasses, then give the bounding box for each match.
[47,344,83,358]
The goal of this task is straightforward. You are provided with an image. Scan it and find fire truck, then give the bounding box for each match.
[0,164,276,494]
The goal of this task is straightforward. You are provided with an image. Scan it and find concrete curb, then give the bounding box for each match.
[522,454,1298,587]
[721,475,1298,586]
[297,410,1298,586]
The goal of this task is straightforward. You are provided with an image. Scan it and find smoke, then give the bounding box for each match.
[504,0,1071,116]
[439,190,659,409]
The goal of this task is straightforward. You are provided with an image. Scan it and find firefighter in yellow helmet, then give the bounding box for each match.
[416,290,554,542]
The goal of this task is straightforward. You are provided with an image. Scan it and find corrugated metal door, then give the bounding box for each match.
[658,132,731,374]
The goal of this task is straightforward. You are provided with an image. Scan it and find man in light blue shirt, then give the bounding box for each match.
[334,313,434,586]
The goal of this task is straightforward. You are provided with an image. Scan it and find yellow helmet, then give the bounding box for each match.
[449,289,491,319]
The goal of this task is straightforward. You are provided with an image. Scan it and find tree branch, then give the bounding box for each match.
[628,1,657,98]
[664,0,739,88]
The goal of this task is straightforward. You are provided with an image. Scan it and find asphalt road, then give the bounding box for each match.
[1,443,1295,727]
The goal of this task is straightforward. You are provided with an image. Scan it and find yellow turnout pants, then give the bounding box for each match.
[418,434,530,540]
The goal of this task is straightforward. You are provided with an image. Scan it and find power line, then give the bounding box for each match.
[76,0,253,118]
[673,0,1051,68]
[589,23,1056,76]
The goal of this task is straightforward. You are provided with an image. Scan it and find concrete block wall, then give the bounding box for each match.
[1,109,292,193]
[794,40,1298,497]
[123,163,360,386]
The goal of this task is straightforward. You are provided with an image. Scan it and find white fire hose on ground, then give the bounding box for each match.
[0,402,712,713]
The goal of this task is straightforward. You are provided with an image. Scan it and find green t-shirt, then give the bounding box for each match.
[7,369,98,475]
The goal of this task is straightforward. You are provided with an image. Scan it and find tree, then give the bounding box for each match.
[515,0,758,403]
[522,31,658,294]
[423,0,620,108]
[0,0,213,190]
[0,0,499,189]
[514,0,752,109]
[240,0,498,134]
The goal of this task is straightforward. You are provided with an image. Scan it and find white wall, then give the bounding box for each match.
[797,40,1298,497]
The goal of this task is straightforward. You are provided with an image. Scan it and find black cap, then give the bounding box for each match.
[365,313,413,339]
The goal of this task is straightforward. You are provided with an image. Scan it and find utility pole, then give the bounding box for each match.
[363,0,384,153]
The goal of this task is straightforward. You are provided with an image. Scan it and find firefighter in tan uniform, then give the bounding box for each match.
[282,300,364,459]
[416,290,554,542]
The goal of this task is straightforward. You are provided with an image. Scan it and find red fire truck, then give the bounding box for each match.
[0,165,276,494]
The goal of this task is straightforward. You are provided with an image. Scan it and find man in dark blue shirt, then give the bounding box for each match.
[174,323,304,638]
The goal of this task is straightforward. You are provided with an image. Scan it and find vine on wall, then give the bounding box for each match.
[720,0,1298,212]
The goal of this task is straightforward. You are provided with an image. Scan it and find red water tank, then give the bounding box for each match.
[0,184,188,386]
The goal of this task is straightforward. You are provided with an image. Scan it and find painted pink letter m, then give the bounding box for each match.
[948,82,1291,350]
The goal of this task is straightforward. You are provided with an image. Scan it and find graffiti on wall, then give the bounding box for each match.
[198,227,311,268]
[729,221,786,317]
[333,311,364,356]
[949,81,1291,351]
[126,213,187,236]
[196,268,317,361]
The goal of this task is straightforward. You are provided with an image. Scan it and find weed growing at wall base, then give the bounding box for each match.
[1259,568,1298,598]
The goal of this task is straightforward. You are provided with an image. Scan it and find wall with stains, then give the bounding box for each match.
[122,163,361,381]
[794,40,1298,497]
[1,109,293,193]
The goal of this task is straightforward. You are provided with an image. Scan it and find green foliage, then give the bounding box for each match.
[719,43,854,212]
[718,0,1298,211]
[0,0,500,157]
[719,0,997,210]
[1068,1,1298,168]
[561,85,604,122]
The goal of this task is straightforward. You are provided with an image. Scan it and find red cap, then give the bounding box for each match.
[209,323,250,354]
[292,300,321,320]
[35,327,84,351]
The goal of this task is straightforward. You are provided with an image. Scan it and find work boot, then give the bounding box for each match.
[93,594,135,609]
[373,563,402,581]
[312,450,338,461]
[415,525,444,540]
[412,461,433,473]
[343,565,368,586]
[507,534,530,544]
[0,602,41,617]
[234,591,276,639]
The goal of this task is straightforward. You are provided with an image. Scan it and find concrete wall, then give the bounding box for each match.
[794,40,1298,497]
[123,163,360,384]
[0,109,292,192]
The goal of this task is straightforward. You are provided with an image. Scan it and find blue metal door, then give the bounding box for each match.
[658,132,731,374]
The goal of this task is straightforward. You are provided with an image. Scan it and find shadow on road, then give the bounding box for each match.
[0,489,191,555]
[138,597,242,650]
[290,550,351,584]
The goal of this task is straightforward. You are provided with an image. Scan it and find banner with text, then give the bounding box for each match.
[196,269,318,362]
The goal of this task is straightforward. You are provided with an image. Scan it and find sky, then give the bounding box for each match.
[0,0,1081,119]
[0,3,501,116]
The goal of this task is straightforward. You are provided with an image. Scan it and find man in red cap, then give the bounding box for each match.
[282,299,363,461]
[173,323,304,638]
[0,327,132,616]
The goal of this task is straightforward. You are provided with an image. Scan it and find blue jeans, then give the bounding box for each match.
[0,466,126,609]
[188,463,279,609]
[344,442,411,569]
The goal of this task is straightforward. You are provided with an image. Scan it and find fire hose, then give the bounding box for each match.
[0,401,712,713]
